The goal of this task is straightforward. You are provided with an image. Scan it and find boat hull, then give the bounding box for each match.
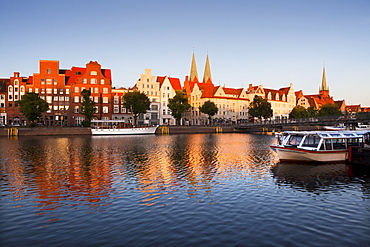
[270,146,347,162]
[91,126,158,135]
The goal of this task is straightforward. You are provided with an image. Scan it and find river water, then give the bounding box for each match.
[0,133,369,246]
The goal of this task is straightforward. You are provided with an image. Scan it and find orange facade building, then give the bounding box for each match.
[3,60,120,126]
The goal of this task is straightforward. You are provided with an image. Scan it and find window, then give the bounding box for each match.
[114,96,119,104]
[74,106,79,113]
[14,87,18,92]
[103,97,108,103]
[65,96,69,101]
[54,96,58,101]
[94,96,98,102]
[8,86,12,92]
[60,88,63,94]
[90,71,97,75]
[46,79,52,84]
[46,88,52,94]
[14,80,19,86]
[14,95,18,100]
[94,88,98,93]
[114,105,119,113]
[53,105,58,110]
[20,86,24,92]
[35,88,39,93]
[103,88,108,94]
[74,87,79,93]
[100,79,104,84]
[74,96,79,103]
[121,106,126,113]
[29,88,32,92]
[147,79,149,82]
[66,89,70,94]
[91,79,96,84]
[59,96,64,101]
[54,79,57,85]
[46,96,52,103]
[83,79,87,84]
[41,89,45,94]
[103,106,108,113]
[47,69,51,74]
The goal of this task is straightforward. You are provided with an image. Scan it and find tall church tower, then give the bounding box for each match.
[320,66,329,91]
[189,52,199,83]
[319,66,330,99]
[202,54,212,84]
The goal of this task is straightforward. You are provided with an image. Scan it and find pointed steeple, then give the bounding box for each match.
[320,66,329,91]
[189,52,199,83]
[202,54,212,84]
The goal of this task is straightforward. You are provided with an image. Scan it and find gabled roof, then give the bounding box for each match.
[156,76,182,90]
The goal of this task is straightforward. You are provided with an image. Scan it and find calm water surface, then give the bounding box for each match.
[0,133,369,246]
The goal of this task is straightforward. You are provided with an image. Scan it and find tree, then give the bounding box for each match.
[199,100,218,125]
[17,92,49,126]
[167,90,191,125]
[289,105,309,119]
[248,96,273,120]
[81,89,97,127]
[318,103,342,117]
[122,91,150,126]
[306,106,318,117]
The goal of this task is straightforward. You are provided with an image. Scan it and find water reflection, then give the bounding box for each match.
[271,161,370,197]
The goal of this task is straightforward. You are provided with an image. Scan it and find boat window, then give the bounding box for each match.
[301,135,320,148]
[321,139,333,150]
[286,135,304,146]
[343,133,355,137]
[329,133,341,137]
[332,138,346,150]
[347,138,362,147]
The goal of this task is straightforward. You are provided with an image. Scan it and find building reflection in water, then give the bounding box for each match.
[0,133,278,221]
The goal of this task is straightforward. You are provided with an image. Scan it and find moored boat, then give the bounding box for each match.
[91,120,158,135]
[270,130,366,162]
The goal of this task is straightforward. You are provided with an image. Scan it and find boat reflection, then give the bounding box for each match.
[271,161,370,196]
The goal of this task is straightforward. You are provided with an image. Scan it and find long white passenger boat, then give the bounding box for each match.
[91,120,158,135]
[270,130,366,162]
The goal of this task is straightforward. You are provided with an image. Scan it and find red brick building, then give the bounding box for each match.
[3,60,117,126]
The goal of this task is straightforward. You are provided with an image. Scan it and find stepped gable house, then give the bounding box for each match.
[3,60,117,126]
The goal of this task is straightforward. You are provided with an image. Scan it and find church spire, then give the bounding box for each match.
[320,66,329,91]
[202,54,212,84]
[189,52,199,83]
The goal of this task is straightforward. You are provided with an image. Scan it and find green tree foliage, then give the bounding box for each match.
[199,100,218,124]
[289,105,309,119]
[318,103,342,117]
[122,91,150,126]
[167,90,191,125]
[81,89,97,127]
[248,96,273,120]
[307,106,318,117]
[17,92,49,126]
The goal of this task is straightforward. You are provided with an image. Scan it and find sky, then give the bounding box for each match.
[1,0,370,106]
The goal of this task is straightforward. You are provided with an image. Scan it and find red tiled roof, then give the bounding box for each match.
[169,77,182,90]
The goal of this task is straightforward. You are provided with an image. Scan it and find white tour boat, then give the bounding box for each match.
[270,130,366,162]
[91,120,158,135]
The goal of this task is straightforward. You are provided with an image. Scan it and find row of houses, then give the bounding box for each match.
[0,54,367,126]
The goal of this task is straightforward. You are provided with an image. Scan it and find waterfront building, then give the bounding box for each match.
[2,60,115,126]
[184,53,250,125]
[246,83,296,120]
[296,67,346,112]
[0,79,9,125]
[134,69,182,125]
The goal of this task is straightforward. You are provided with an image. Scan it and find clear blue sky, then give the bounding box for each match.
[1,0,369,106]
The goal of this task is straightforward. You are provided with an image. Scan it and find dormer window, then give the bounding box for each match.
[90,71,97,75]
